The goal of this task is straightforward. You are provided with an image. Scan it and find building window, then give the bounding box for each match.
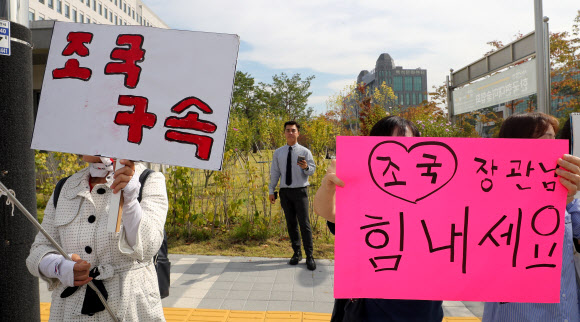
[48,0,53,9]
[109,13,113,22]
[418,93,423,103]
[65,4,70,17]
[132,10,135,19]
[86,0,90,7]
[123,3,126,12]
[412,93,416,105]
[393,77,403,91]
[79,12,84,23]
[39,0,44,4]
[413,77,422,91]
[114,0,117,5]
[72,9,77,22]
[57,0,62,13]
[404,77,413,91]
[86,17,90,23]
[405,93,410,105]
[104,7,107,18]
[38,14,45,20]
[99,3,102,15]
[29,11,35,21]
[115,15,118,24]
[93,0,96,10]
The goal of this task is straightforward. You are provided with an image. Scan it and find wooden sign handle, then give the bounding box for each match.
[115,192,124,232]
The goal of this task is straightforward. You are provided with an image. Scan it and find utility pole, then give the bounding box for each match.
[0,0,40,321]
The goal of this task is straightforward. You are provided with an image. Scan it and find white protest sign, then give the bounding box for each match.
[32,22,239,171]
[571,113,580,156]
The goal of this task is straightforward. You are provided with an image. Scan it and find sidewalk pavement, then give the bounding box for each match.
[38,254,484,317]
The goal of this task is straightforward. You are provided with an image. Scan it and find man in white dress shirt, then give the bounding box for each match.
[269,121,317,270]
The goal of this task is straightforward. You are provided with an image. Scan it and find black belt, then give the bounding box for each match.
[280,187,307,190]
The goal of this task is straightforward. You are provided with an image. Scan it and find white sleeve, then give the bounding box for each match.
[38,253,76,287]
[121,173,142,248]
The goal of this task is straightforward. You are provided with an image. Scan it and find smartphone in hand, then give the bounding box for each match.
[297,155,305,163]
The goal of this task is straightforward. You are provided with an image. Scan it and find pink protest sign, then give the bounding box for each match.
[335,136,568,303]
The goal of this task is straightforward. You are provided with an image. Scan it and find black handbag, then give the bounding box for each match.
[153,230,170,299]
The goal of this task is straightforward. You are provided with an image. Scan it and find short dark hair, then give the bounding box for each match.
[284,120,300,131]
[369,116,421,137]
[498,112,558,139]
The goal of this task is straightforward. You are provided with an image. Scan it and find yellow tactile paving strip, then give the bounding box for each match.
[40,303,481,321]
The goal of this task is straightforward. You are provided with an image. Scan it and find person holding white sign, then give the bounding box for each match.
[482,112,580,322]
[313,116,443,322]
[26,156,168,321]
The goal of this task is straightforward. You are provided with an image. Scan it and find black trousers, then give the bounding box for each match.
[279,187,313,256]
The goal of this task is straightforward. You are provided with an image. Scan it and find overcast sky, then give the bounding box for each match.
[144,0,579,114]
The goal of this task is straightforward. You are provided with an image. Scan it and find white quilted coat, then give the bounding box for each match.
[27,164,168,321]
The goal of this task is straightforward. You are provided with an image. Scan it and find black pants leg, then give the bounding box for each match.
[280,188,301,254]
[280,188,313,256]
[295,188,313,257]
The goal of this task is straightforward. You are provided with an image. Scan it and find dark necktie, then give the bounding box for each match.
[286,146,292,186]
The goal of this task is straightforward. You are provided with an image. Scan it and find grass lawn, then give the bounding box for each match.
[168,234,335,260]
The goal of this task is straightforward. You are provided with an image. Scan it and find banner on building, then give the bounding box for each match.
[453,59,537,115]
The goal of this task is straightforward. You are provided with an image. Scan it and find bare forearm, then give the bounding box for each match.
[314,178,336,223]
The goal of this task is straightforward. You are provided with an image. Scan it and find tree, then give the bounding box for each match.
[326,81,398,135]
[231,71,258,119]
[259,73,315,121]
[550,10,580,118]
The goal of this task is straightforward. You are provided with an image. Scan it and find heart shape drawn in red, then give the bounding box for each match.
[368,141,458,204]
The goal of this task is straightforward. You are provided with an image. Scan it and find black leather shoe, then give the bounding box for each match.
[306,256,316,271]
[289,253,302,265]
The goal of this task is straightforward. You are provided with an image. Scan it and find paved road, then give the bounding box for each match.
[39,254,484,317]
